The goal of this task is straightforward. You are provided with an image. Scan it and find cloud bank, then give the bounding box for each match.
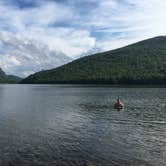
[0,0,166,76]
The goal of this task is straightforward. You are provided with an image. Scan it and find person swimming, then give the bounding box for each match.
[114,98,124,109]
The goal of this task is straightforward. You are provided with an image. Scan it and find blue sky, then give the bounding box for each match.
[0,0,166,76]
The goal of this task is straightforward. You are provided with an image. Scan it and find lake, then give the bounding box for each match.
[0,85,165,166]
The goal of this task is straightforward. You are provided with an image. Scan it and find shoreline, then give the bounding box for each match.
[1,83,166,88]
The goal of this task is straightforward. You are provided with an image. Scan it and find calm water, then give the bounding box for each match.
[0,85,165,166]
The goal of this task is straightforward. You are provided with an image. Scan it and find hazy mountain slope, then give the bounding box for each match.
[0,68,21,83]
[21,36,166,84]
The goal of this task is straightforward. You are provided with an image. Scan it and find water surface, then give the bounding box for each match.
[0,85,165,166]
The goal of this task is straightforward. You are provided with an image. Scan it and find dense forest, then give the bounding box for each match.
[21,36,166,84]
[0,68,21,83]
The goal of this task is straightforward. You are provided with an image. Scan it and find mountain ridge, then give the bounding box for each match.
[0,68,21,83]
[21,36,166,84]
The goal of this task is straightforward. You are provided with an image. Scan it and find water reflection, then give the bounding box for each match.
[0,85,165,166]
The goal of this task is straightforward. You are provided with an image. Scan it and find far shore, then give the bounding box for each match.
[1,83,166,88]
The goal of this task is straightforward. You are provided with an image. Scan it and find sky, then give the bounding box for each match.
[0,0,166,77]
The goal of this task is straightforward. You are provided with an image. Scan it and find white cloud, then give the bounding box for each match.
[0,31,72,77]
[0,0,96,76]
[77,0,166,51]
[19,27,96,58]
[0,1,96,59]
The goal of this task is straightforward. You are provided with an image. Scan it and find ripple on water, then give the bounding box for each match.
[0,85,165,166]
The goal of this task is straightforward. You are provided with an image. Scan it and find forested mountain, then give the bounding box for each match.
[21,36,166,84]
[0,68,21,83]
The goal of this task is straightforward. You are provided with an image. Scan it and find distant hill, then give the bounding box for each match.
[0,68,21,83]
[0,68,6,77]
[21,36,166,84]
